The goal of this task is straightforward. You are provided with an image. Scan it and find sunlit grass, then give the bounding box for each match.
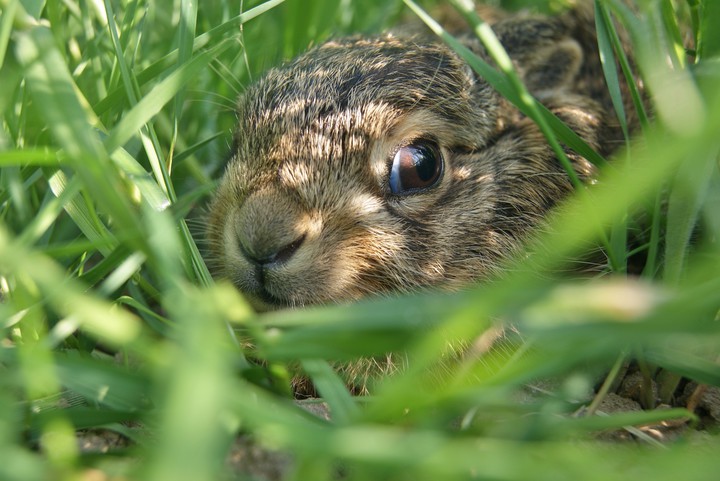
[1,0,720,480]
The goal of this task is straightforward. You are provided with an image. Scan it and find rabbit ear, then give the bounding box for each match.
[457,15,584,97]
[516,39,583,95]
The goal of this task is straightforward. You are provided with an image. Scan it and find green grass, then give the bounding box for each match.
[1,0,720,480]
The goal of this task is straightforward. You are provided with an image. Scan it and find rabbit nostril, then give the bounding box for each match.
[270,234,305,265]
[241,234,305,267]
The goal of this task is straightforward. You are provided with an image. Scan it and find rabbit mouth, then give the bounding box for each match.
[249,287,293,310]
[229,261,298,310]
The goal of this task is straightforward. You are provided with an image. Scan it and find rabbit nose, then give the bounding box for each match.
[234,188,308,267]
[241,234,305,267]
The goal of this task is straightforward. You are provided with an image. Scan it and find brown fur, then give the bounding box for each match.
[207,4,635,311]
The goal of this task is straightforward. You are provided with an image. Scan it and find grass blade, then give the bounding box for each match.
[301,360,359,425]
[16,25,145,246]
[103,38,235,156]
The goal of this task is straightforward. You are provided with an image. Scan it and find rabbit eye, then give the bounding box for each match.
[389,140,443,195]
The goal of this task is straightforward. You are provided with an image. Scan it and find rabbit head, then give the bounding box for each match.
[207,27,604,310]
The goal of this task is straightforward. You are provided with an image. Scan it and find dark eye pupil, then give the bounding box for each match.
[389,141,443,195]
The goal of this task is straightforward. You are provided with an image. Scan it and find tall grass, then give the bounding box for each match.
[1,0,719,480]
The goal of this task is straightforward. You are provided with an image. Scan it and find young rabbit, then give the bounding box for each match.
[207,4,632,311]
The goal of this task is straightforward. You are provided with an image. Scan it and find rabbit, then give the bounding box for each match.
[206,3,636,311]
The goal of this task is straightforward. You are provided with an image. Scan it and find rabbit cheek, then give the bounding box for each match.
[330,194,409,296]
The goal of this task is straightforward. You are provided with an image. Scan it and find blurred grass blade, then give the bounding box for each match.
[301,360,359,425]
[110,148,170,212]
[697,0,720,61]
[646,351,720,387]
[32,408,144,432]
[18,173,81,245]
[55,353,152,411]
[140,286,238,481]
[97,251,147,295]
[115,295,172,327]
[13,275,60,401]
[659,0,687,69]
[257,294,452,361]
[0,225,144,348]
[11,272,80,473]
[0,149,57,166]
[578,408,694,434]
[617,1,705,136]
[0,0,18,69]
[46,169,117,256]
[663,151,717,285]
[0,385,47,481]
